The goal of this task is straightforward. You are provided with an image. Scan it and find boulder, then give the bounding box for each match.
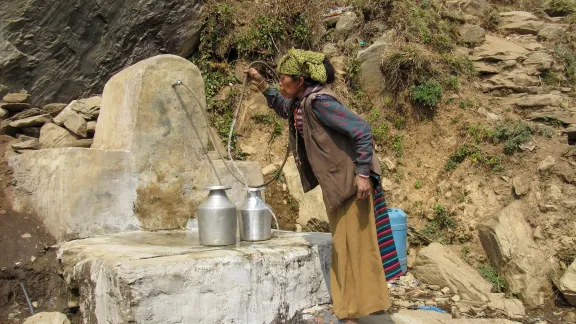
[23,312,70,324]
[42,103,67,117]
[488,293,526,319]
[559,260,576,305]
[356,30,395,95]
[335,12,358,34]
[538,155,557,172]
[9,114,52,128]
[523,52,555,71]
[478,201,554,306]
[528,108,576,125]
[412,242,493,302]
[10,108,44,121]
[63,112,88,137]
[516,94,565,108]
[470,35,528,62]
[322,44,339,58]
[87,121,97,135]
[283,158,328,226]
[3,93,29,103]
[0,108,9,119]
[0,0,203,106]
[39,123,79,148]
[0,102,31,112]
[459,24,486,44]
[538,24,566,41]
[68,96,101,120]
[12,139,40,152]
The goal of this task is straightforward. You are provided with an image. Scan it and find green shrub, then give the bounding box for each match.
[415,180,422,189]
[381,44,440,94]
[555,44,576,84]
[478,264,508,293]
[372,122,390,145]
[492,120,534,154]
[410,79,443,108]
[543,0,576,16]
[393,134,404,158]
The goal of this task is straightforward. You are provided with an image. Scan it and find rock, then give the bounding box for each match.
[481,72,539,93]
[9,114,52,128]
[452,295,461,302]
[538,156,556,172]
[283,158,328,226]
[501,20,546,35]
[516,94,564,108]
[394,300,413,308]
[55,98,101,124]
[528,109,576,126]
[67,139,93,148]
[356,30,395,95]
[12,139,40,152]
[38,123,79,149]
[17,134,37,141]
[473,62,502,74]
[538,25,566,41]
[512,176,529,196]
[395,287,406,296]
[322,44,338,58]
[524,51,555,71]
[239,143,256,155]
[564,311,576,323]
[499,11,540,24]
[559,260,576,306]
[446,0,490,16]
[488,293,526,319]
[10,108,44,121]
[478,107,502,121]
[459,24,486,44]
[3,93,29,104]
[382,157,396,171]
[381,178,393,191]
[0,102,31,112]
[407,248,417,268]
[87,121,97,135]
[23,312,70,324]
[412,243,493,302]
[470,35,528,62]
[21,233,31,238]
[478,201,554,306]
[532,225,544,239]
[428,284,441,291]
[335,12,358,34]
[42,103,67,117]
[0,108,9,119]
[262,163,279,176]
[0,1,203,106]
[425,300,438,306]
[441,287,451,294]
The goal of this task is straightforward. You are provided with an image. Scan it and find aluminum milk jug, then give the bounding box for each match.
[239,187,272,241]
[196,185,237,246]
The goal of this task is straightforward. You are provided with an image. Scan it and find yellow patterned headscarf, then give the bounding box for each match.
[278,49,327,84]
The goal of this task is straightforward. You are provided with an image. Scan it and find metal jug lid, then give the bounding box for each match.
[204,185,232,190]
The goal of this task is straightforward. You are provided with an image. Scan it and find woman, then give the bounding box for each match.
[245,49,401,323]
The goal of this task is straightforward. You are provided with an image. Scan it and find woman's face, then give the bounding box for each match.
[278,74,303,99]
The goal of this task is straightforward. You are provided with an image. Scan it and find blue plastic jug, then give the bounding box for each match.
[388,208,407,275]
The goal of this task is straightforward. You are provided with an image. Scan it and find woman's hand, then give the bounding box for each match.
[355,175,371,200]
[243,68,268,91]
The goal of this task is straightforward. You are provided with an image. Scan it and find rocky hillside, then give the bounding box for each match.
[0,0,575,323]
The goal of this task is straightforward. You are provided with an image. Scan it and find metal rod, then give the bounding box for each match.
[20,282,35,316]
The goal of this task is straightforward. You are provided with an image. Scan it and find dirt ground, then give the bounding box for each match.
[0,135,76,323]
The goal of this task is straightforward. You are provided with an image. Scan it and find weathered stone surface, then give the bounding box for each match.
[9,114,51,128]
[471,35,528,62]
[284,158,328,226]
[516,94,564,108]
[446,0,489,16]
[38,123,79,149]
[0,108,9,119]
[42,103,67,117]
[459,24,486,44]
[23,312,70,324]
[63,112,88,137]
[0,0,203,106]
[481,71,539,93]
[68,96,101,120]
[412,243,493,302]
[538,24,566,41]
[0,102,31,112]
[474,62,502,74]
[500,20,546,35]
[538,155,556,172]
[322,43,338,58]
[262,163,280,176]
[335,12,358,34]
[528,108,576,125]
[559,260,576,306]
[478,201,555,306]
[87,121,97,135]
[12,139,40,151]
[3,92,29,103]
[357,31,395,95]
[488,293,526,319]
[499,11,539,25]
[68,139,93,148]
[524,51,555,71]
[512,176,529,196]
[9,55,264,241]
[10,108,43,121]
[59,230,331,324]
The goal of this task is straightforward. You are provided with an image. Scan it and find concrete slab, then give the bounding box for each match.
[58,229,332,324]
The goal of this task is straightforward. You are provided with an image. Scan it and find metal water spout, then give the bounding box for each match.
[239,188,272,242]
[196,185,237,246]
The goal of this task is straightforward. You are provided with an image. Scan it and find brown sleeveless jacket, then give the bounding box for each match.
[288,87,381,211]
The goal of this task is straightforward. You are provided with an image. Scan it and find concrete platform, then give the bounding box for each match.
[58,229,332,324]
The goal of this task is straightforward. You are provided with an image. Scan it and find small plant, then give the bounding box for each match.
[477,264,508,293]
[433,203,455,228]
[410,79,443,108]
[372,123,390,145]
[541,69,561,85]
[393,117,405,130]
[538,125,555,138]
[492,120,534,154]
[555,44,576,85]
[481,7,500,31]
[393,134,404,158]
[415,180,422,189]
[445,159,458,171]
[251,112,275,125]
